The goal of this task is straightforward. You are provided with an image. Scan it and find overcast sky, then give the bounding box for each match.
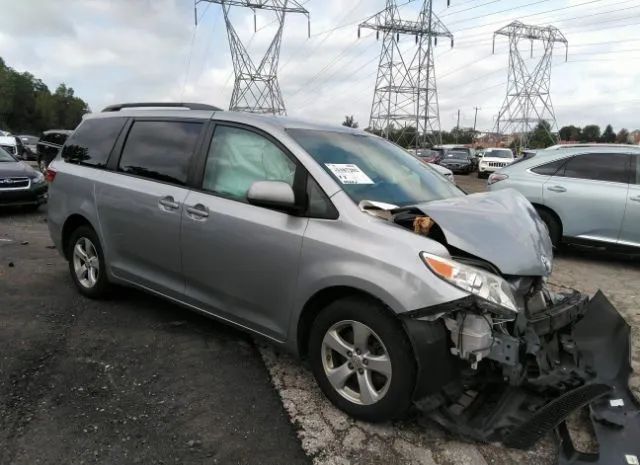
[1,0,639,133]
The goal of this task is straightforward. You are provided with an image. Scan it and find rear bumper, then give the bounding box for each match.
[0,184,48,206]
[418,291,639,464]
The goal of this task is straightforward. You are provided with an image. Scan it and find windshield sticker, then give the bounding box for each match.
[325,164,374,185]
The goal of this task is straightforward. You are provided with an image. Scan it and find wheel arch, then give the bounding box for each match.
[531,203,563,236]
[296,286,399,360]
[61,214,96,259]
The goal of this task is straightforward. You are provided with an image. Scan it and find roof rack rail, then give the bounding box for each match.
[102,102,223,112]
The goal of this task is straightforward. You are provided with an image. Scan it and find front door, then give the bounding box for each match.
[96,119,205,299]
[181,124,308,341]
[542,152,630,243]
[620,154,640,247]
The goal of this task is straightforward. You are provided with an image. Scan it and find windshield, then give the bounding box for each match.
[288,129,464,206]
[0,147,16,162]
[445,151,468,160]
[485,149,513,159]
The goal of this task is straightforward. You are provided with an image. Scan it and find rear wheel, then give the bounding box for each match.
[67,225,111,298]
[536,208,562,247]
[308,296,416,422]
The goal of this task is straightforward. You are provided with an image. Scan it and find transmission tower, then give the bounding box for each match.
[194,0,310,115]
[493,21,568,147]
[359,0,453,147]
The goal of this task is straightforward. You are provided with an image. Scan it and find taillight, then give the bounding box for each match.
[45,167,57,183]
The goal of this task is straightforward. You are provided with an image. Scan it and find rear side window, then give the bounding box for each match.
[531,158,568,176]
[62,118,126,168]
[561,153,629,184]
[118,120,203,185]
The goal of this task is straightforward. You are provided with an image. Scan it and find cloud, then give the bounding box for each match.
[0,0,639,133]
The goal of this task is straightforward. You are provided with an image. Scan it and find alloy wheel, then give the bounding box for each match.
[72,237,100,289]
[321,320,392,405]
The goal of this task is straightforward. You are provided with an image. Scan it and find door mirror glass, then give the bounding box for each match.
[247,180,296,211]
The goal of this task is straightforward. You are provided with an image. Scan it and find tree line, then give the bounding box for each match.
[0,57,90,135]
[558,124,634,144]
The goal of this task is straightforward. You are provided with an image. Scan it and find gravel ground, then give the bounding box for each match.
[1,174,638,465]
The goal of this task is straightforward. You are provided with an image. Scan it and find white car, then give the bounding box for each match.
[0,135,19,158]
[477,148,514,179]
[431,163,455,184]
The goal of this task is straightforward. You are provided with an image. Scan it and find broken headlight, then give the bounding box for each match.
[420,252,518,317]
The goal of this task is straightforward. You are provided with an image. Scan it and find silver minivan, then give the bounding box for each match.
[46,103,635,453]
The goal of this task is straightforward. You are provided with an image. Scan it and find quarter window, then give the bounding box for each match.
[118,120,203,185]
[561,153,629,184]
[531,158,568,176]
[62,118,126,167]
[202,126,297,201]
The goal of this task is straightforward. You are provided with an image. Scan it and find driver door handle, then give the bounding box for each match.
[547,185,567,193]
[186,204,209,219]
[631,195,640,202]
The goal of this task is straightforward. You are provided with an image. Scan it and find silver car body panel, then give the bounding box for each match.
[414,189,553,276]
[489,147,640,249]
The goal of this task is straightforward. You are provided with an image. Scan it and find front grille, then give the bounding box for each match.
[0,177,30,190]
[488,162,508,168]
[1,145,16,155]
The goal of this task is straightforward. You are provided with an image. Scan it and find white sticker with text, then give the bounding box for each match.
[325,164,374,185]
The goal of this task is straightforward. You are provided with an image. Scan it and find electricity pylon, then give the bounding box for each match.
[493,21,568,147]
[359,0,453,147]
[194,0,310,115]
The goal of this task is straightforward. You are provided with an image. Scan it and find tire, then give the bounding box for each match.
[308,296,416,422]
[536,208,562,247]
[66,225,111,299]
[477,171,485,179]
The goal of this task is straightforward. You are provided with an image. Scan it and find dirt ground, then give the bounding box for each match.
[1,174,638,465]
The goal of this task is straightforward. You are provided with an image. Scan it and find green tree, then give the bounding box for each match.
[581,125,601,142]
[601,124,616,143]
[0,56,90,134]
[527,121,556,149]
[616,128,630,144]
[559,125,581,141]
[342,115,358,128]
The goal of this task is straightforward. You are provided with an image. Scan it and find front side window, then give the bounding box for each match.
[561,153,629,184]
[203,125,297,201]
[119,120,203,185]
[63,118,127,167]
[288,129,464,207]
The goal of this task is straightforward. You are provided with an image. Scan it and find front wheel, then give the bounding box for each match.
[308,296,416,422]
[536,208,562,247]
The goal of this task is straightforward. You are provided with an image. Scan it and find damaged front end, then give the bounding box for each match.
[361,191,640,464]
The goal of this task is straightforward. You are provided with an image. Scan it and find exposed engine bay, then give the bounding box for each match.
[360,196,640,465]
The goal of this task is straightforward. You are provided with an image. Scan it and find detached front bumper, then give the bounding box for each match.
[411,291,639,465]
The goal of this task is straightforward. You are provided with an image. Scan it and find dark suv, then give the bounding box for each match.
[37,130,72,172]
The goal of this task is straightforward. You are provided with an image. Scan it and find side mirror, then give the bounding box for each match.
[247,180,297,212]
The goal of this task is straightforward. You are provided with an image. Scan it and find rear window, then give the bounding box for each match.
[118,120,203,185]
[62,118,127,168]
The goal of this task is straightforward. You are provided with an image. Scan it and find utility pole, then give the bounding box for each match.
[194,0,310,115]
[473,106,480,133]
[455,109,460,143]
[359,0,453,148]
[493,21,568,149]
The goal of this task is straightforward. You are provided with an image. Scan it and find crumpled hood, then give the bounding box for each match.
[0,161,37,178]
[413,189,553,276]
